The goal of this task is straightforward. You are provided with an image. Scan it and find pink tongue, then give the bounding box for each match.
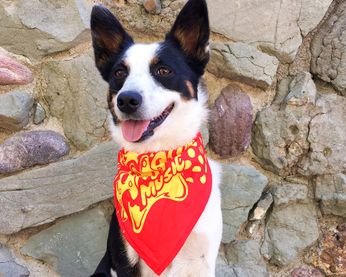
[121,120,151,142]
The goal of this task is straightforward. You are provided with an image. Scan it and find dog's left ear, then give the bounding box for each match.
[165,0,210,75]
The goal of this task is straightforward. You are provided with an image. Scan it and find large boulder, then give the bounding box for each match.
[0,142,119,234]
[208,42,279,89]
[206,0,332,62]
[311,0,346,95]
[0,245,30,277]
[42,52,108,150]
[21,206,111,277]
[0,0,91,60]
[221,164,267,243]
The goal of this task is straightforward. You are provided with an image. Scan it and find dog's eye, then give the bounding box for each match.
[156,66,172,77]
[114,68,127,79]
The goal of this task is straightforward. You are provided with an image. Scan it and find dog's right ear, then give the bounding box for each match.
[90,5,133,81]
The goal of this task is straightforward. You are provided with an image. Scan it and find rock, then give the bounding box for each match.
[310,223,346,276]
[143,0,161,14]
[208,42,279,89]
[33,103,46,124]
[206,0,332,62]
[290,266,324,277]
[262,203,320,266]
[272,183,308,206]
[315,173,346,217]
[298,94,346,176]
[311,0,346,95]
[209,85,253,158]
[0,245,30,277]
[0,90,34,131]
[21,206,110,277]
[0,54,33,85]
[0,1,92,60]
[249,192,273,221]
[0,130,70,174]
[252,72,318,176]
[216,253,234,277]
[225,240,269,277]
[221,164,268,243]
[0,141,119,234]
[42,52,108,150]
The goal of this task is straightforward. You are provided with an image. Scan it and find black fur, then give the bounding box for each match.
[91,212,140,277]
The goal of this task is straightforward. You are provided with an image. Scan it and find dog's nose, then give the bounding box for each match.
[117,91,142,114]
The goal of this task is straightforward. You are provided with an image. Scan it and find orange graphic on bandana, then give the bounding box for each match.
[114,138,208,233]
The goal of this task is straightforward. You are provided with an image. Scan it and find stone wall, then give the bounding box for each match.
[0,0,345,276]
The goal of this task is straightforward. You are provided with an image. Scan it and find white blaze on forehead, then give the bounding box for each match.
[124,43,160,77]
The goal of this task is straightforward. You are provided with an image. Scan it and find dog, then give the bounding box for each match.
[90,0,222,276]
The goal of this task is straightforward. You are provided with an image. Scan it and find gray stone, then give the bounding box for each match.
[311,0,346,95]
[0,245,29,277]
[42,52,108,150]
[315,173,346,217]
[261,203,320,266]
[208,42,279,89]
[298,94,346,176]
[0,54,33,85]
[21,206,109,277]
[209,84,253,158]
[33,103,46,125]
[0,90,34,131]
[221,164,268,243]
[225,240,269,277]
[0,141,119,234]
[249,192,273,221]
[252,72,318,176]
[0,0,92,60]
[0,130,70,174]
[272,183,308,206]
[207,0,332,62]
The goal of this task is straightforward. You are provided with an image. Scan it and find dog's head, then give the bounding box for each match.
[91,0,210,152]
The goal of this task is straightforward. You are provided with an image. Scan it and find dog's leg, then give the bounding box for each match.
[92,210,140,277]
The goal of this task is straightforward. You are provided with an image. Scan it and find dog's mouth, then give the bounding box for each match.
[120,103,175,143]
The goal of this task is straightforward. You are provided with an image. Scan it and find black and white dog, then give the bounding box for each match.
[90,0,222,276]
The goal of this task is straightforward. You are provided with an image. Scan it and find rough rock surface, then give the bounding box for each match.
[21,207,110,277]
[216,240,269,277]
[0,54,33,85]
[272,183,309,206]
[315,173,346,217]
[209,84,253,158]
[310,223,346,276]
[0,1,92,60]
[42,52,108,150]
[207,0,332,62]
[262,187,320,266]
[208,42,279,89]
[298,94,346,176]
[311,0,346,95]
[0,90,34,131]
[221,164,267,243]
[0,130,70,174]
[0,245,30,277]
[252,72,346,177]
[0,142,119,234]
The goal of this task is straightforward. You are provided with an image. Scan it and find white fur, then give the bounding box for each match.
[109,43,222,276]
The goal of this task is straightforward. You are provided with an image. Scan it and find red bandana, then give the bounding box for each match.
[113,133,212,275]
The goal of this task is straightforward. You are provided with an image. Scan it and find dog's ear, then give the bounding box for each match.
[165,0,210,74]
[90,5,133,81]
